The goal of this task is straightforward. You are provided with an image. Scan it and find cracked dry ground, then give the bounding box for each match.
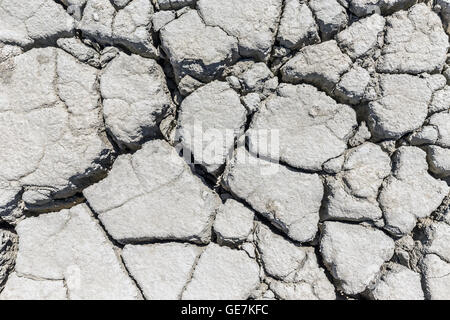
[0,0,449,301]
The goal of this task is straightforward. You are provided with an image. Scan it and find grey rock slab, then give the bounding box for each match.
[255,223,336,300]
[424,221,450,263]
[176,81,247,174]
[222,146,323,243]
[0,0,75,47]
[122,243,202,300]
[10,204,141,300]
[152,10,176,32]
[160,9,239,82]
[84,140,220,244]
[177,75,204,96]
[377,3,448,74]
[427,145,450,178]
[367,74,432,140]
[112,0,159,58]
[213,199,255,245]
[335,65,371,105]
[197,0,283,61]
[309,0,349,41]
[248,83,357,171]
[79,0,115,43]
[281,40,353,94]
[320,221,395,295]
[324,143,391,222]
[0,273,67,300]
[430,86,450,114]
[367,263,424,300]
[80,0,158,58]
[100,53,172,150]
[323,155,345,174]
[182,243,260,300]
[422,254,450,300]
[0,48,112,216]
[429,111,450,148]
[0,44,22,63]
[57,37,100,68]
[238,62,276,94]
[348,121,372,147]
[380,147,449,236]
[277,0,320,50]
[256,223,308,281]
[336,14,385,59]
[408,126,439,146]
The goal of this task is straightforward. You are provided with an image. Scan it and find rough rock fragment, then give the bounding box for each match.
[424,221,450,262]
[277,0,320,49]
[0,48,112,216]
[309,0,348,40]
[222,146,323,243]
[422,254,450,300]
[152,10,176,32]
[57,38,100,68]
[335,65,370,105]
[8,204,141,299]
[427,146,450,178]
[122,243,202,300]
[393,235,421,269]
[79,0,115,43]
[323,156,345,174]
[0,0,75,47]
[367,263,424,300]
[112,0,158,58]
[182,243,260,299]
[256,223,307,281]
[336,14,385,59]
[0,44,22,63]
[429,111,450,148]
[380,147,449,236]
[197,0,283,61]
[80,0,158,58]
[248,84,357,171]
[160,9,238,82]
[320,221,395,295]
[324,143,391,222]
[84,140,220,244]
[238,63,276,94]
[213,200,254,245]
[429,86,450,114]
[0,273,67,300]
[255,224,336,300]
[367,74,432,140]
[176,81,247,174]
[377,3,448,74]
[100,53,172,150]
[281,40,352,94]
[348,121,372,147]
[408,126,439,146]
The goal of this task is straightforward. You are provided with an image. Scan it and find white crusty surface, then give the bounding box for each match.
[0,0,449,300]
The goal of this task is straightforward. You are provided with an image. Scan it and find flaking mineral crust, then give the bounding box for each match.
[0,0,449,300]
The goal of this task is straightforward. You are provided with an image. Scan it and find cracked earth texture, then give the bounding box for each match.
[0,0,449,300]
